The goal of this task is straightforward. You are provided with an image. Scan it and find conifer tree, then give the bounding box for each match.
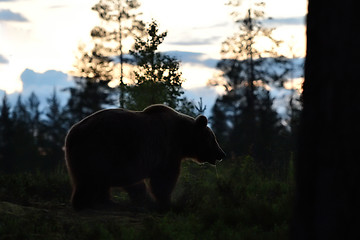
[74,0,145,108]
[65,77,112,124]
[210,1,288,166]
[10,95,40,172]
[26,92,41,141]
[42,89,68,169]
[125,21,192,112]
[0,94,14,173]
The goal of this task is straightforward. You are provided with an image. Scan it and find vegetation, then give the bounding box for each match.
[0,157,294,239]
[74,0,145,108]
[125,20,195,114]
[210,1,299,171]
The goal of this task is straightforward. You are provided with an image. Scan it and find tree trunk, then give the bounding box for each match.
[294,1,360,239]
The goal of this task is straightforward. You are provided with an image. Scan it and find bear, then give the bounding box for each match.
[64,104,225,210]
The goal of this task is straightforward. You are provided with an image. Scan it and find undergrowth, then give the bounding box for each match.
[0,156,294,240]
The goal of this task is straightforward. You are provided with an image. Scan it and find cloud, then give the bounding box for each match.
[168,36,221,46]
[0,54,9,64]
[165,51,218,68]
[0,9,28,22]
[48,5,68,9]
[20,68,73,95]
[192,22,230,30]
[264,16,306,26]
[112,51,219,68]
[7,69,74,109]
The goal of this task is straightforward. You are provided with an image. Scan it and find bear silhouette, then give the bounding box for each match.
[65,104,225,210]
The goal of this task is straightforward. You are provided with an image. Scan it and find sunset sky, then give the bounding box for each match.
[0,0,307,111]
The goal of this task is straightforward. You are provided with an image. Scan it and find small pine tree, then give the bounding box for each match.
[65,77,113,124]
[125,21,192,112]
[10,95,40,172]
[42,88,68,169]
[0,93,14,173]
[26,92,41,141]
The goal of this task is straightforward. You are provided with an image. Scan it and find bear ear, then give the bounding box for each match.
[195,115,208,128]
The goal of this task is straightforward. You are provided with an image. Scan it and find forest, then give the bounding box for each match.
[1,0,356,239]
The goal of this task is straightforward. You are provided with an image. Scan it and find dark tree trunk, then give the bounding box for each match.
[293,1,360,239]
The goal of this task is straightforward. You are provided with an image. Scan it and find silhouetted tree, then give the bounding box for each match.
[26,92,41,143]
[125,21,193,112]
[293,0,360,239]
[65,77,112,124]
[75,0,145,108]
[195,97,207,115]
[209,98,230,150]
[1,90,70,172]
[210,1,288,167]
[0,93,15,173]
[41,88,68,169]
[8,95,40,172]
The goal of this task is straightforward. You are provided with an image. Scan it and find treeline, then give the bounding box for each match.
[0,91,69,173]
[209,1,302,174]
[0,84,300,176]
[0,0,302,175]
[0,21,201,174]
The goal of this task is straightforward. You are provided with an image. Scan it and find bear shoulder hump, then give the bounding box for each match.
[143,104,176,115]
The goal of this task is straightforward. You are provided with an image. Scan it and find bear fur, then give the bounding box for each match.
[65,104,225,210]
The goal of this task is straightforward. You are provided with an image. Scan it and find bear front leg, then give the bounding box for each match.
[123,181,150,205]
[149,169,180,210]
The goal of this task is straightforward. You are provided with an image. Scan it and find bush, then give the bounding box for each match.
[0,166,71,205]
[168,156,294,239]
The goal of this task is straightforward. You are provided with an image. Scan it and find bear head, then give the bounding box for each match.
[192,115,226,165]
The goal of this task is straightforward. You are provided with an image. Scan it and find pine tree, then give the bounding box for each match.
[209,98,229,149]
[26,92,41,142]
[0,93,15,173]
[210,1,288,165]
[75,0,145,108]
[65,76,113,124]
[125,21,192,112]
[42,88,68,169]
[10,95,40,172]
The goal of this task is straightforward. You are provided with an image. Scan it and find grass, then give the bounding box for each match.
[0,156,294,240]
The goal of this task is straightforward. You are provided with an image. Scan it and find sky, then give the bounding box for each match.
[0,0,307,114]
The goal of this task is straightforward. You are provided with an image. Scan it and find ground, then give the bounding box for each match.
[0,201,151,240]
[0,158,294,240]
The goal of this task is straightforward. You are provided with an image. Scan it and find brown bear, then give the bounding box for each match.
[65,104,225,210]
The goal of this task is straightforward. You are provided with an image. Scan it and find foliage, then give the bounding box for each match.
[74,0,145,108]
[90,0,145,81]
[0,156,294,240]
[0,92,68,173]
[41,89,69,168]
[64,77,114,124]
[210,1,297,169]
[125,21,194,113]
[0,167,71,205]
